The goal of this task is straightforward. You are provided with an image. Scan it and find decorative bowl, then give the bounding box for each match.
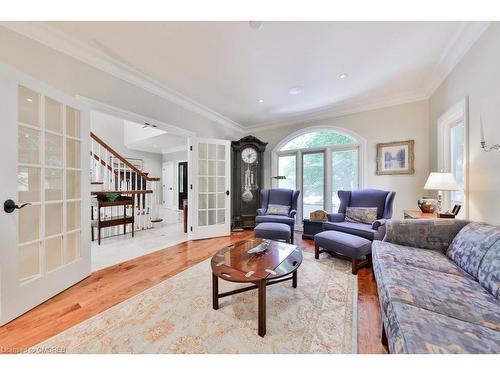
[418,197,437,213]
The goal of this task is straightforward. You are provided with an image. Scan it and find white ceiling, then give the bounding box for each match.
[6,21,490,130]
[126,130,188,155]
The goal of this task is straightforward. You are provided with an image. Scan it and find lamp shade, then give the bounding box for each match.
[424,172,460,191]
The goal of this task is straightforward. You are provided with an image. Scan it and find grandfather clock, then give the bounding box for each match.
[232,136,267,229]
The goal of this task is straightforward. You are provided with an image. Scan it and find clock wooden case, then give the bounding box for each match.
[231,136,267,229]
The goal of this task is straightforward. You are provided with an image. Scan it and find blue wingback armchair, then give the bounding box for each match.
[255,188,300,243]
[324,188,396,241]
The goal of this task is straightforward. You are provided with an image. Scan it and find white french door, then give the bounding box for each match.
[188,137,231,240]
[0,65,91,325]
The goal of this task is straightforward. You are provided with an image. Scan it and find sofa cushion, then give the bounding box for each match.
[322,221,378,240]
[255,215,295,226]
[385,219,469,252]
[385,301,500,354]
[478,241,500,299]
[266,204,290,216]
[447,222,500,279]
[373,254,500,332]
[345,206,378,224]
[372,240,470,278]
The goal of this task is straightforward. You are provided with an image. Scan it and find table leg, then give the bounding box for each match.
[258,280,266,337]
[212,273,219,310]
[292,270,297,288]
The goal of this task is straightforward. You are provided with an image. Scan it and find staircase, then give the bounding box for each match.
[90,132,161,239]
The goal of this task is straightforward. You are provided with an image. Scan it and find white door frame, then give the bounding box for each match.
[162,160,175,209]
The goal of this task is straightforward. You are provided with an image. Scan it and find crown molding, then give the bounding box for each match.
[2,21,489,135]
[423,21,491,98]
[245,91,428,133]
[1,22,245,133]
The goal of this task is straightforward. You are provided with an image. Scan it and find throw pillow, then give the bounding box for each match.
[266,204,290,216]
[345,207,378,224]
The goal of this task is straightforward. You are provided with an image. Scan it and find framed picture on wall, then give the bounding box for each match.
[376,140,415,175]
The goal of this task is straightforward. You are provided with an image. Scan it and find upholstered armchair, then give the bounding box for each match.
[255,188,300,243]
[324,189,396,241]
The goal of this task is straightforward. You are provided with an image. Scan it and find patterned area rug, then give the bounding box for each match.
[36,252,358,353]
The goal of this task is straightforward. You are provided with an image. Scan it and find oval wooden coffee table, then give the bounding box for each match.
[211,238,303,337]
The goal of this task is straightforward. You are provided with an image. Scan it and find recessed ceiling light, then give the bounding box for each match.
[249,21,263,30]
[258,99,264,103]
[339,73,348,79]
[26,98,33,102]
[289,86,303,95]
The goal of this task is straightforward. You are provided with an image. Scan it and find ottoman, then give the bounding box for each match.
[314,230,372,274]
[254,222,292,243]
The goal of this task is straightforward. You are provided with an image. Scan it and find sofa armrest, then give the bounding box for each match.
[372,219,387,240]
[384,219,469,252]
[257,208,267,216]
[288,209,297,218]
[372,219,386,230]
[327,213,345,222]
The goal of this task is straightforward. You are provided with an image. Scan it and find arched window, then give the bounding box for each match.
[274,128,362,221]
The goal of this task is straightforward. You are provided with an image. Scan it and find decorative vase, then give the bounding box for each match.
[418,197,438,213]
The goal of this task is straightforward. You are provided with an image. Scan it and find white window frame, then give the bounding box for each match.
[437,97,469,218]
[272,126,366,228]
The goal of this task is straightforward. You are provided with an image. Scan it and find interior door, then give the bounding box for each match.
[0,65,91,325]
[178,161,188,209]
[188,138,231,240]
[162,161,174,209]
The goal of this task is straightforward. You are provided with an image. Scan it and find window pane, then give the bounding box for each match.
[451,122,465,207]
[278,155,296,189]
[281,131,355,151]
[332,149,359,211]
[302,152,324,219]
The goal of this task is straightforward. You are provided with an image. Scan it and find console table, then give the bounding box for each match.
[91,197,135,245]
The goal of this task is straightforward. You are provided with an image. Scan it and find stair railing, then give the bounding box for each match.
[90,132,161,239]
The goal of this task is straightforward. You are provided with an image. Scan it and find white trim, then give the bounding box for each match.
[2,22,244,133]
[2,21,490,134]
[437,97,469,218]
[78,95,196,138]
[424,22,491,97]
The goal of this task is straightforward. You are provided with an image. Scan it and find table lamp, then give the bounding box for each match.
[424,172,459,213]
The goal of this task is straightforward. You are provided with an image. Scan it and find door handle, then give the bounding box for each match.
[226,190,230,196]
[3,199,31,213]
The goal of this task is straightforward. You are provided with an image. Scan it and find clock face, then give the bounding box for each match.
[241,147,257,164]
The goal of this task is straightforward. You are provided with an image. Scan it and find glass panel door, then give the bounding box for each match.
[302,152,324,219]
[332,149,359,211]
[0,65,90,325]
[277,155,296,189]
[189,138,231,240]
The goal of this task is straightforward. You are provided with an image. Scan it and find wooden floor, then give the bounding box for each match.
[0,231,387,354]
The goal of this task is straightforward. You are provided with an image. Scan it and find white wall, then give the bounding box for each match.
[252,100,430,219]
[91,111,163,181]
[162,151,188,209]
[430,23,500,224]
[0,26,241,140]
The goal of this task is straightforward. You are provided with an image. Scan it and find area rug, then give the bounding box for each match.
[35,252,358,353]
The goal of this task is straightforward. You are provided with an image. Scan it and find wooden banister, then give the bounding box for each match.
[90,132,160,182]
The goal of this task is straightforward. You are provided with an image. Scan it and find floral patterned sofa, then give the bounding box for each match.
[372,219,500,354]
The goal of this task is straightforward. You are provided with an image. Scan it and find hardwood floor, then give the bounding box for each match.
[0,231,387,353]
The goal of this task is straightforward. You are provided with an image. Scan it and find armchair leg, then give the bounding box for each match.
[315,244,320,259]
[352,258,358,275]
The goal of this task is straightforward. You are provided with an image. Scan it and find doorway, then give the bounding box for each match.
[178,161,188,209]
